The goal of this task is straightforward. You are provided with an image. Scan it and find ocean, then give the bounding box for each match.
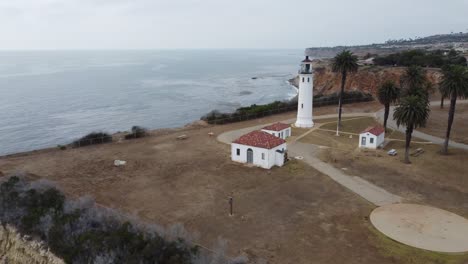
[0,50,301,155]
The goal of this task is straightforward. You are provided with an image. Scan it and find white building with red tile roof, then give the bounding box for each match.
[261,122,291,140]
[231,130,287,169]
[359,126,385,149]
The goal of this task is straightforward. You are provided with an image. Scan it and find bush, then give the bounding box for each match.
[0,176,247,264]
[124,126,147,140]
[57,145,66,150]
[72,132,112,148]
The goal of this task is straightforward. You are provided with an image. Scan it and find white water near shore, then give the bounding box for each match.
[0,50,301,155]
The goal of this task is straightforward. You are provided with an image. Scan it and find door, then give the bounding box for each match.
[247,148,253,163]
[361,136,366,146]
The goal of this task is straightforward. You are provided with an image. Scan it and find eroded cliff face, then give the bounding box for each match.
[291,62,442,97]
[0,225,64,264]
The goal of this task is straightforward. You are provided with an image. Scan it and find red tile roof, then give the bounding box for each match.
[233,130,286,149]
[262,122,290,132]
[361,126,385,136]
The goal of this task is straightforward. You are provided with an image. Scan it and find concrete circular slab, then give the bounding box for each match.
[370,204,468,253]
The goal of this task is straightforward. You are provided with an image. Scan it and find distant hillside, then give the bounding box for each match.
[306,32,468,58]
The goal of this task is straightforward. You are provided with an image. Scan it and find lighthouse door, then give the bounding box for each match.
[247,149,253,163]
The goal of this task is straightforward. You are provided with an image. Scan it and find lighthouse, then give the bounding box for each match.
[295,56,314,128]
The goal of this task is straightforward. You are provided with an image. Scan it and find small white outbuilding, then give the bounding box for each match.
[359,126,385,149]
[231,130,287,169]
[261,122,291,140]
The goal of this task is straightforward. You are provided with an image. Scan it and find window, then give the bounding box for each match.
[301,103,303,109]
[307,77,310,82]
[370,138,374,144]
[261,153,265,160]
[236,148,240,155]
[302,77,305,82]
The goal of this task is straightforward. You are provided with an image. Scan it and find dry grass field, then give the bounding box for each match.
[309,117,468,220]
[418,103,468,144]
[1,101,467,263]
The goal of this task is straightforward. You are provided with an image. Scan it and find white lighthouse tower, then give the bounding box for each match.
[295,56,314,128]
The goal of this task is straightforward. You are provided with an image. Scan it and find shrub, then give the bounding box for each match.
[73,132,112,148]
[124,126,147,140]
[57,145,66,150]
[0,176,247,264]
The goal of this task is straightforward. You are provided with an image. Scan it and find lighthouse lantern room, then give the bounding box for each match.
[295,56,314,128]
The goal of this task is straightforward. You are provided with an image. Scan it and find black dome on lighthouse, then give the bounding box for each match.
[302,56,312,63]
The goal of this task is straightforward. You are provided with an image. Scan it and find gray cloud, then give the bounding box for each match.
[0,0,467,49]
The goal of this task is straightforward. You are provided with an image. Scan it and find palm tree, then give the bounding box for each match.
[400,66,426,91]
[439,65,468,154]
[377,80,400,132]
[439,88,446,109]
[332,50,358,135]
[393,95,430,163]
[400,65,432,105]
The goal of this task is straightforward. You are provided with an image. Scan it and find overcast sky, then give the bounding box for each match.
[1,0,467,50]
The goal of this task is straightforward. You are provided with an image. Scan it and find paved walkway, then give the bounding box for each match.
[376,100,468,150]
[217,113,402,206]
[217,113,374,144]
[370,204,468,253]
[288,142,402,206]
[217,101,468,206]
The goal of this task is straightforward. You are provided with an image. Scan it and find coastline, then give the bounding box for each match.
[0,49,302,158]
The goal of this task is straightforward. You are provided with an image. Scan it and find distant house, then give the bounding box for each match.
[261,122,291,140]
[358,57,375,66]
[231,130,287,169]
[359,126,385,149]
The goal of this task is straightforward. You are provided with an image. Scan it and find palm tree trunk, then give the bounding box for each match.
[383,103,390,132]
[336,71,347,136]
[440,96,444,109]
[442,95,457,154]
[404,124,413,164]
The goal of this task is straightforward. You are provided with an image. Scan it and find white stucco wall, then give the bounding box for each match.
[261,127,291,139]
[231,143,287,169]
[359,132,385,149]
[295,70,314,128]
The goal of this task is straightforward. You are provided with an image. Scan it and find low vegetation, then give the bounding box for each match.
[72,132,112,148]
[0,176,246,264]
[125,126,148,140]
[201,91,372,124]
[373,49,467,68]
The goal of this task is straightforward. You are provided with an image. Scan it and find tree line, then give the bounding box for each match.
[332,50,468,163]
[373,49,467,68]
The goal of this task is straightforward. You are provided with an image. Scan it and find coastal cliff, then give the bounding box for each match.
[291,60,442,96]
[0,225,64,264]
